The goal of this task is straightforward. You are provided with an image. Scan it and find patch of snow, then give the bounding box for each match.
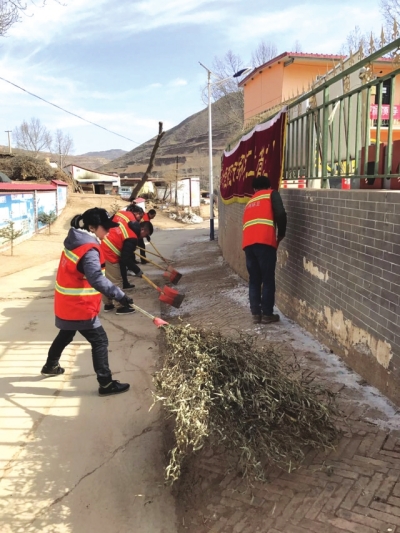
[220,277,400,430]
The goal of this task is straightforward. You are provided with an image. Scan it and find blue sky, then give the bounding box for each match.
[0,0,383,155]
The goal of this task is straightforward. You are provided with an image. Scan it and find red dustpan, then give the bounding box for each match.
[141,274,185,308]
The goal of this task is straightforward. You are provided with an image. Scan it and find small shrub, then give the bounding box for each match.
[0,220,24,255]
[38,211,57,234]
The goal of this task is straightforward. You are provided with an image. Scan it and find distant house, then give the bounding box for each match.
[63,165,120,194]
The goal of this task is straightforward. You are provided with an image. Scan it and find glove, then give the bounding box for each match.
[118,294,133,307]
[136,269,143,277]
[146,235,151,242]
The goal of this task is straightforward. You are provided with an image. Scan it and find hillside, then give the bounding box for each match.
[98,93,243,188]
[0,146,125,171]
[79,149,127,161]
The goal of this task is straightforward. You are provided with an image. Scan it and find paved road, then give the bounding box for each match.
[0,224,208,533]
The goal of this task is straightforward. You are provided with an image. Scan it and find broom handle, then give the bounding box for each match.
[141,273,163,293]
[130,303,156,320]
[134,251,165,271]
[136,246,170,261]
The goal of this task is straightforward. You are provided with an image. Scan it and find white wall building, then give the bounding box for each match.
[64,165,120,194]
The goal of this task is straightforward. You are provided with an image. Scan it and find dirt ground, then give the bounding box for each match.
[0,195,209,533]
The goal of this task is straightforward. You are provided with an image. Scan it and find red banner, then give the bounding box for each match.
[370,104,400,120]
[220,108,287,204]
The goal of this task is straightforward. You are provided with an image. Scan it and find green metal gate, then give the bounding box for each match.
[284,35,400,189]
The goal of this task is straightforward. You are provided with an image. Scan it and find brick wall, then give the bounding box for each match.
[218,189,400,405]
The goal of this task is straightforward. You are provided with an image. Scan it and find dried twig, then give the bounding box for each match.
[153,325,340,484]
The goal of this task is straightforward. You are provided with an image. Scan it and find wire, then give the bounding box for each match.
[0,75,141,145]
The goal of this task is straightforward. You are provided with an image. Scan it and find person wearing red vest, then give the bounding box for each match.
[41,208,133,396]
[138,209,156,263]
[242,176,287,325]
[114,204,142,267]
[101,214,153,312]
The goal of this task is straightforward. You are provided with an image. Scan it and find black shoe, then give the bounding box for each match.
[116,306,135,315]
[41,363,65,376]
[98,380,130,396]
[122,282,135,289]
[261,314,280,324]
[252,314,261,324]
[104,304,115,312]
[140,261,147,265]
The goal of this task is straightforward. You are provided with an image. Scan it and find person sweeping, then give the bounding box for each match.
[138,209,156,264]
[101,215,153,312]
[41,208,133,396]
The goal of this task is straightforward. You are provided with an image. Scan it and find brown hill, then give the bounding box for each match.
[98,93,243,189]
[0,146,122,171]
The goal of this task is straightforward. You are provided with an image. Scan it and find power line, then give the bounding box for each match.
[0,75,141,145]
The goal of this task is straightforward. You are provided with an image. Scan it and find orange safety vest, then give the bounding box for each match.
[242,190,277,250]
[54,243,105,321]
[113,210,135,226]
[142,212,150,222]
[101,222,136,263]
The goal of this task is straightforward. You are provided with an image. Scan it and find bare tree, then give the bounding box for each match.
[210,50,245,101]
[381,0,400,24]
[13,117,52,156]
[52,129,74,168]
[251,40,277,67]
[338,25,380,56]
[0,0,19,35]
[0,0,65,37]
[292,40,302,53]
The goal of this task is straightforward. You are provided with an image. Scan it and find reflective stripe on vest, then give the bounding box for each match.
[103,236,121,257]
[55,281,100,296]
[242,190,277,249]
[63,248,80,264]
[116,212,130,224]
[54,241,104,321]
[243,218,275,230]
[119,223,129,239]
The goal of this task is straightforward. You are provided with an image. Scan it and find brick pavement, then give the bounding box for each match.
[163,234,400,533]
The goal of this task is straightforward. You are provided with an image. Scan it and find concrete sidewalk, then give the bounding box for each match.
[165,233,400,533]
[0,232,182,533]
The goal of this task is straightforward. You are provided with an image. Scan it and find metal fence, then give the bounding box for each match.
[284,36,400,189]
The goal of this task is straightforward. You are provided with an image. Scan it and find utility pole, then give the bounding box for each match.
[175,156,179,206]
[5,131,12,154]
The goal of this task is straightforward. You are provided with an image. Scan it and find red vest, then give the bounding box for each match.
[54,243,105,321]
[113,210,135,226]
[101,222,136,263]
[142,212,150,222]
[242,190,277,250]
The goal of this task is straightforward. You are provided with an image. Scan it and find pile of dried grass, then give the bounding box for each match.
[153,325,340,484]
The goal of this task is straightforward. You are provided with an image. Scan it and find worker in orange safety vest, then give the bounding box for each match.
[42,208,133,396]
[242,175,287,325]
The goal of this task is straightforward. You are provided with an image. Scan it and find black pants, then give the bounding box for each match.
[138,238,146,263]
[46,326,112,386]
[244,243,277,316]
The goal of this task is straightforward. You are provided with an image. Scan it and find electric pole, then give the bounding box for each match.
[175,156,179,206]
[5,131,12,154]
